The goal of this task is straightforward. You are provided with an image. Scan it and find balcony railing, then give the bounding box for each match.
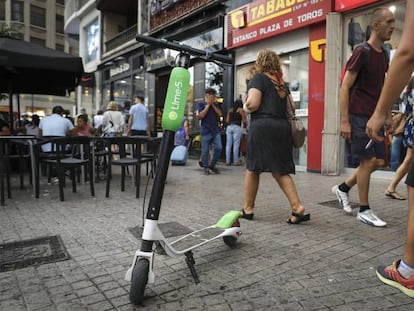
[105,24,137,53]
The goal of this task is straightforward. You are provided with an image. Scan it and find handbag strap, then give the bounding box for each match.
[286,94,296,119]
[269,77,294,120]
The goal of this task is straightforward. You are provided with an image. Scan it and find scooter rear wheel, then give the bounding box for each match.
[223,236,238,247]
[129,258,149,305]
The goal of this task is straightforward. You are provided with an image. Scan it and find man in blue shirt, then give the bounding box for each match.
[39,106,75,152]
[197,88,222,175]
[127,95,150,136]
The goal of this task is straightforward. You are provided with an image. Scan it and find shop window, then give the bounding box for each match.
[11,0,23,22]
[205,62,223,97]
[113,79,131,112]
[281,50,309,168]
[133,72,145,97]
[102,82,111,105]
[30,5,46,28]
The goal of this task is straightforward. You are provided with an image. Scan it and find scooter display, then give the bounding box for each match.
[125,34,242,305]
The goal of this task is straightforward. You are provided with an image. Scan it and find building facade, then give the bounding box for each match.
[65,0,407,174]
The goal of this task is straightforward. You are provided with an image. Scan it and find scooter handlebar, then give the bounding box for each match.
[136,34,233,65]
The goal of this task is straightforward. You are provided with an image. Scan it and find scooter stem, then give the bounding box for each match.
[146,130,174,221]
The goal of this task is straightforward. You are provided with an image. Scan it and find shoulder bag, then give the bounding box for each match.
[286,95,305,148]
[391,111,407,136]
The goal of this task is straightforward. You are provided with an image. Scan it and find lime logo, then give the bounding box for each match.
[168,111,178,120]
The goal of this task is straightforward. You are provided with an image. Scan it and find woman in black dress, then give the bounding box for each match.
[241,49,309,224]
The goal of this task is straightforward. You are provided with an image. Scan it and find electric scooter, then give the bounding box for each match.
[125,35,242,305]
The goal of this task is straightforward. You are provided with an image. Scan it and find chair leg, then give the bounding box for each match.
[58,167,65,201]
[0,170,4,205]
[121,167,125,191]
[19,156,24,190]
[88,163,95,197]
[70,169,76,193]
[105,166,111,197]
[135,165,139,198]
[28,158,32,186]
[6,165,11,199]
[47,163,52,183]
[35,160,40,198]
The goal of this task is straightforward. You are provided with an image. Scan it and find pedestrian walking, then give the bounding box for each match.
[332,7,395,227]
[127,95,150,137]
[241,49,309,224]
[366,0,414,298]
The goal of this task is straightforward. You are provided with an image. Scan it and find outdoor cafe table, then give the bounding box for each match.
[0,135,37,206]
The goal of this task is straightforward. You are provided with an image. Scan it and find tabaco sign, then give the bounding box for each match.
[226,0,333,49]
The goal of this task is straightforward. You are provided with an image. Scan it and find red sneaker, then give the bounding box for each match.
[376,260,414,298]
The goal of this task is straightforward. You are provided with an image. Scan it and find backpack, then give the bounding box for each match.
[340,42,389,93]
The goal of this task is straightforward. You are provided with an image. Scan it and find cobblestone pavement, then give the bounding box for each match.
[0,159,413,311]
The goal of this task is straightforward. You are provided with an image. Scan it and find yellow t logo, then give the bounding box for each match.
[230,10,246,29]
[310,39,326,62]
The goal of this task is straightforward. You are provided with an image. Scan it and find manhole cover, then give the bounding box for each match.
[0,235,70,272]
[319,200,359,209]
[128,222,192,240]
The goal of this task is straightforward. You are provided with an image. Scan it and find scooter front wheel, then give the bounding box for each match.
[129,258,149,305]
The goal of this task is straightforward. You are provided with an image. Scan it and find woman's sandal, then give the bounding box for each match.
[240,209,254,220]
[287,212,310,224]
[385,190,406,200]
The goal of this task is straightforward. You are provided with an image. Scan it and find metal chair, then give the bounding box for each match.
[105,136,148,198]
[44,136,95,201]
[141,137,162,177]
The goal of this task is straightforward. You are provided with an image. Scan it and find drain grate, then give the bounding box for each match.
[128,222,192,240]
[319,199,359,209]
[0,235,70,272]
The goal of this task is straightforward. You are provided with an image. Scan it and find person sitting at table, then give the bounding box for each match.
[0,115,10,135]
[24,114,40,136]
[74,114,95,137]
[38,105,76,152]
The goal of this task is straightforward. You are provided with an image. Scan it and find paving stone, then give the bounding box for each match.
[1,160,414,310]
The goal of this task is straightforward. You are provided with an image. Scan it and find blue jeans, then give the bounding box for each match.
[390,135,404,171]
[225,124,242,164]
[201,132,222,168]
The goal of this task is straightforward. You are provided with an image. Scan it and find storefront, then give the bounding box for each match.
[322,0,407,175]
[226,0,333,171]
[99,52,146,125]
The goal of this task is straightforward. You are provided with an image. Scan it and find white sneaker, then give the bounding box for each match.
[331,185,352,214]
[357,209,387,227]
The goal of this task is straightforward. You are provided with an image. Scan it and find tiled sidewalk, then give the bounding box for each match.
[0,159,413,310]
